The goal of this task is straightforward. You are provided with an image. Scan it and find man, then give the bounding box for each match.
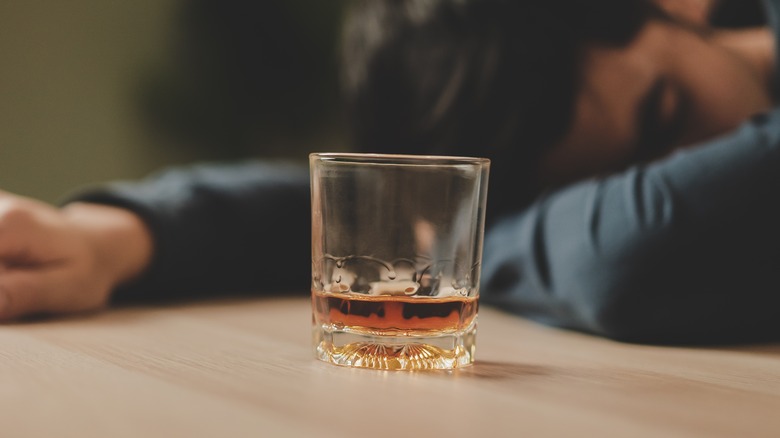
[0,0,777,343]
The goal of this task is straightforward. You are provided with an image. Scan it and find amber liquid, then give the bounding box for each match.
[312,289,478,370]
[312,290,478,335]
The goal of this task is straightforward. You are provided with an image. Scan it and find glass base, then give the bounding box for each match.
[313,324,476,370]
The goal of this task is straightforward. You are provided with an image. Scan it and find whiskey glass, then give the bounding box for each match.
[310,153,489,370]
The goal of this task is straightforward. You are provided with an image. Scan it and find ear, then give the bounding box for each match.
[652,0,715,26]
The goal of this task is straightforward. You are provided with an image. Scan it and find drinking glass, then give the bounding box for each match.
[310,153,489,370]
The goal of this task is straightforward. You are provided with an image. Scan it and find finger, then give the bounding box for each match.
[0,268,107,321]
[0,197,62,264]
[0,199,38,260]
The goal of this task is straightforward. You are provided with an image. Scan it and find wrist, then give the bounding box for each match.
[62,202,154,289]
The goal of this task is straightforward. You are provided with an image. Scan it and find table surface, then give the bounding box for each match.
[2,296,779,438]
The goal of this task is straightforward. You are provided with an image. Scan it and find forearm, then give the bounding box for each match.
[67,160,311,302]
[482,109,780,342]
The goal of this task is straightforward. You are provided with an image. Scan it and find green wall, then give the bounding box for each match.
[0,0,190,203]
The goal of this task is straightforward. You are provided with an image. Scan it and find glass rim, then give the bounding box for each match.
[310,152,490,167]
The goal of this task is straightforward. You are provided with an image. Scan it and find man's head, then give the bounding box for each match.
[342,0,772,214]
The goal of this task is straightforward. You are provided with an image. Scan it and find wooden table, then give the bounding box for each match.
[2,297,778,437]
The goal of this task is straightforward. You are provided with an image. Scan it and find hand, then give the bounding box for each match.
[653,0,718,25]
[0,192,153,320]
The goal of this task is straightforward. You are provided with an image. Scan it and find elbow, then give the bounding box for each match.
[585,285,652,342]
[548,231,667,342]
[571,266,674,343]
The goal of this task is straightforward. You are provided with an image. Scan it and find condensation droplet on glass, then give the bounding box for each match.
[335,275,342,283]
[335,260,344,268]
[387,271,397,280]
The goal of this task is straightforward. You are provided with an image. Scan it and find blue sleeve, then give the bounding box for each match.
[69,160,310,302]
[481,110,780,343]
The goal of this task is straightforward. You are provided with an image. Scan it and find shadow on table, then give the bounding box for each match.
[713,344,780,358]
[453,361,553,380]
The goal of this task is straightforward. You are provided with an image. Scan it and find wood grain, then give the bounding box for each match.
[1,297,778,437]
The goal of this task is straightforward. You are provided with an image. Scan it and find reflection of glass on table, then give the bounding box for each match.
[310,153,489,370]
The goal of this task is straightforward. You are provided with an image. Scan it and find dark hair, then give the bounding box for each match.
[342,0,664,216]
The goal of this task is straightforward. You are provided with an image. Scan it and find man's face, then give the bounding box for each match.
[536,20,773,187]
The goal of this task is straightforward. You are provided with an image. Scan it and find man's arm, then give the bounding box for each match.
[70,160,311,302]
[0,160,309,321]
[481,110,780,343]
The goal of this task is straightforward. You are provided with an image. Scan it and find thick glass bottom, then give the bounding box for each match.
[313,323,476,370]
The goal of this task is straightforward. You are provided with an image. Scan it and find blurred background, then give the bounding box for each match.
[0,0,765,203]
[0,0,347,203]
